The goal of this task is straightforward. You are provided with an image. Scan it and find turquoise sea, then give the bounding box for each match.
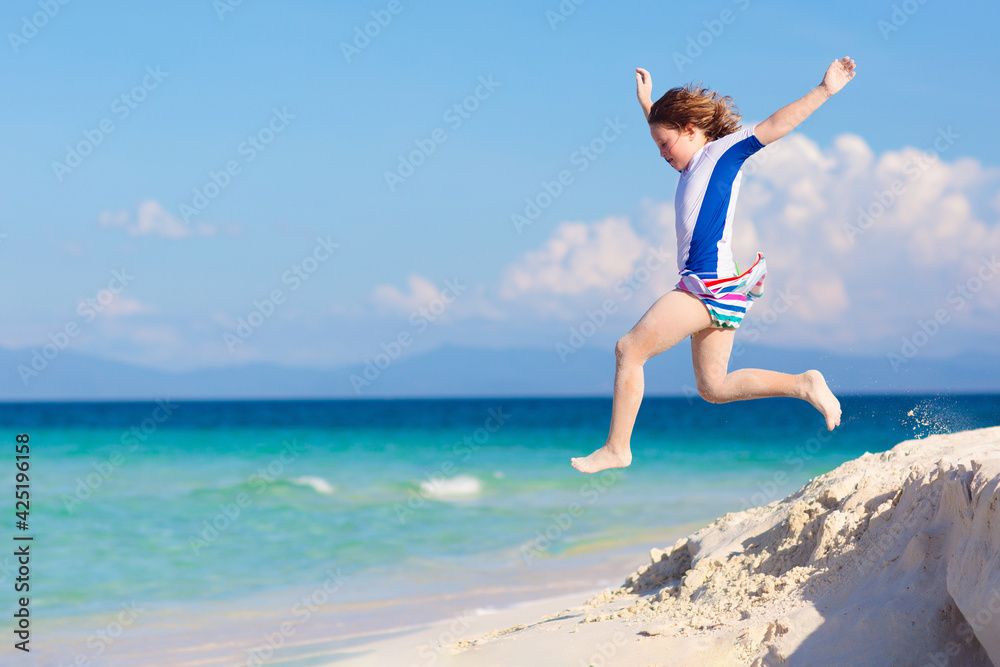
[2,395,998,665]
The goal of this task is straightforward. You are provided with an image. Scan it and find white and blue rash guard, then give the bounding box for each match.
[674,125,764,279]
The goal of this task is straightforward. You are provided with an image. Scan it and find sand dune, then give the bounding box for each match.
[427,426,1000,666]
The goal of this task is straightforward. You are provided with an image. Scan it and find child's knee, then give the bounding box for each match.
[615,336,642,364]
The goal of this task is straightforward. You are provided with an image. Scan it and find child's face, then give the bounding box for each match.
[649,123,707,172]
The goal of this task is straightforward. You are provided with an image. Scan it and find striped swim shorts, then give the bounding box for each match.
[676,253,767,329]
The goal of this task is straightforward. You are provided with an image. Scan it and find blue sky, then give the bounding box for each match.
[2,0,999,376]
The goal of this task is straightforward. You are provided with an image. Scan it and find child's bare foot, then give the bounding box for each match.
[801,370,841,430]
[571,445,632,474]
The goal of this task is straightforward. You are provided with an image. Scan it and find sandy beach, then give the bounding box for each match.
[342,425,1000,667]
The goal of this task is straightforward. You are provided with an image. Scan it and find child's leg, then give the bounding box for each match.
[571,290,712,473]
[690,327,842,429]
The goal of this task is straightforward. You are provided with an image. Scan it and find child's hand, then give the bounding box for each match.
[820,57,856,96]
[636,67,653,118]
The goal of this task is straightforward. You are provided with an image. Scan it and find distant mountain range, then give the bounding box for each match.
[1,343,997,401]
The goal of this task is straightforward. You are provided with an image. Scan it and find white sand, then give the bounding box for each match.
[345,425,1000,666]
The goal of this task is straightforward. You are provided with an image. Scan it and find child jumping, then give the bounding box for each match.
[572,57,855,474]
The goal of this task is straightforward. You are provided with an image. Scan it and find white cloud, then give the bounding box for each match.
[100,296,158,318]
[731,130,1000,349]
[487,131,1000,353]
[501,217,645,297]
[499,217,676,318]
[99,200,239,239]
[80,319,200,370]
[209,130,994,363]
[77,293,157,320]
[373,274,445,313]
[372,274,504,321]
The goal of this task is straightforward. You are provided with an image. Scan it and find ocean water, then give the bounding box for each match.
[2,395,998,663]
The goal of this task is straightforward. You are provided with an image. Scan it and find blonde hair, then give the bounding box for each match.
[647,82,741,141]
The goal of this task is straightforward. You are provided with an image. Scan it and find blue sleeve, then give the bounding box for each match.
[720,125,764,163]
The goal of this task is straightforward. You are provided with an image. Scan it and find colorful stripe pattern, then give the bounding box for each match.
[676,253,767,329]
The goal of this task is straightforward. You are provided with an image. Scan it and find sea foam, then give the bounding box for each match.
[419,474,482,499]
[292,476,336,495]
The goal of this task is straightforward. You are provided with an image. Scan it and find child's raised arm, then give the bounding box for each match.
[754,57,856,146]
[636,67,653,120]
